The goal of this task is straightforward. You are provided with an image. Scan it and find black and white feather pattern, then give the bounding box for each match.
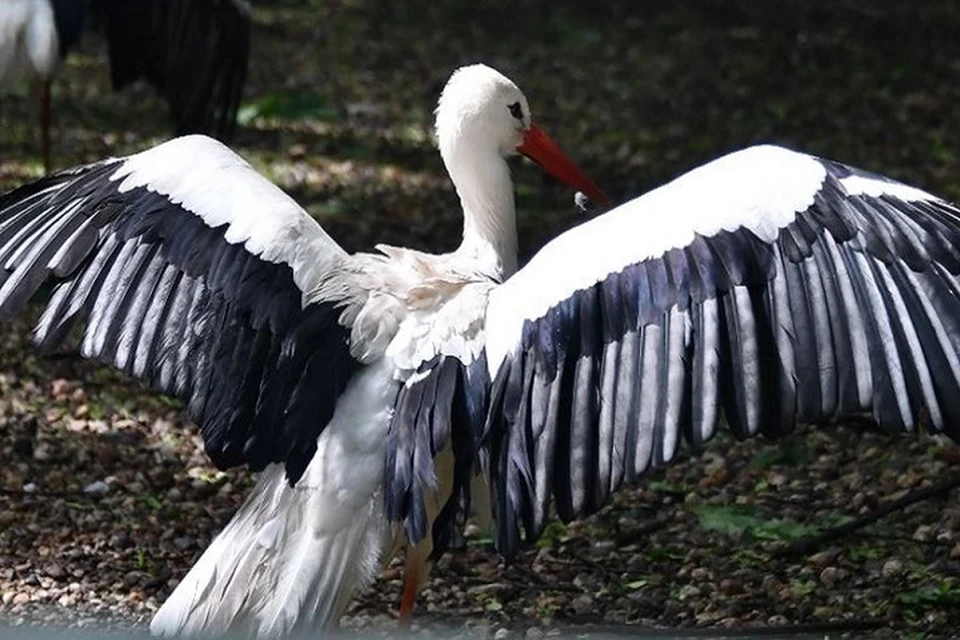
[481,145,960,557]
[2,137,957,571]
[382,281,494,552]
[385,353,488,554]
[0,135,356,483]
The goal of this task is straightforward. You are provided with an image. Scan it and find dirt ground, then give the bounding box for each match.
[1,1,959,637]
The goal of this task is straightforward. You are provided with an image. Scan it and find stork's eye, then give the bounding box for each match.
[508,102,524,121]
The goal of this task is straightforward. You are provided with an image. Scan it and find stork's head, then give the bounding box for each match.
[435,64,531,158]
[435,64,608,205]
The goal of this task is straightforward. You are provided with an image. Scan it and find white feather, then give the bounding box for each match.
[150,361,397,638]
[839,174,941,202]
[386,281,492,378]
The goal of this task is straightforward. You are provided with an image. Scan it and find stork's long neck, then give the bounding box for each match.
[443,142,519,280]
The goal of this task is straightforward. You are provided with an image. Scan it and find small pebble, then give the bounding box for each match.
[45,563,66,580]
[819,566,839,588]
[592,539,615,551]
[690,567,711,581]
[813,605,833,619]
[111,533,134,549]
[84,480,110,495]
[173,536,195,551]
[525,626,544,640]
[719,578,743,595]
[493,628,510,640]
[123,571,146,588]
[882,559,904,579]
[678,584,701,600]
[571,594,594,615]
[761,575,782,592]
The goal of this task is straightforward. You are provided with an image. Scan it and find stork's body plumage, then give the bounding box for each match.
[0,64,959,636]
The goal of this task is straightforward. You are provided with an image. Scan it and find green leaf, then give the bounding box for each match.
[536,520,569,549]
[485,599,503,612]
[749,436,810,469]
[623,579,649,591]
[694,505,818,541]
[238,90,340,125]
[647,480,687,494]
[899,579,960,608]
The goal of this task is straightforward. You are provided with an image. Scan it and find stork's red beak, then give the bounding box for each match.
[517,124,610,206]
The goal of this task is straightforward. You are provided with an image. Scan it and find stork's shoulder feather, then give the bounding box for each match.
[337,246,497,550]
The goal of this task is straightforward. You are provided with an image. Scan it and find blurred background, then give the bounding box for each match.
[0,0,958,637]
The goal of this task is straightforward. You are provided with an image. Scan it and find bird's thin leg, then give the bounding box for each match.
[398,546,422,626]
[39,79,52,173]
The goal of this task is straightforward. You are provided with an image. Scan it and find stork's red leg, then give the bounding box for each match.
[399,546,421,626]
[40,80,52,173]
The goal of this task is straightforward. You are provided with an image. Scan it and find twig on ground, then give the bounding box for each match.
[615,518,669,548]
[0,486,94,498]
[777,472,960,558]
[561,619,887,637]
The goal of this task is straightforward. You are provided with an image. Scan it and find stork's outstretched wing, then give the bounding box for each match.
[482,145,960,556]
[92,0,250,140]
[0,135,356,483]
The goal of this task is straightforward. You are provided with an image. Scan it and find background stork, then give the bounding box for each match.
[0,61,959,636]
[0,0,250,173]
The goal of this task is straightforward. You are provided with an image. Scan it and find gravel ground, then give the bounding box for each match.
[1,317,958,637]
[2,0,960,637]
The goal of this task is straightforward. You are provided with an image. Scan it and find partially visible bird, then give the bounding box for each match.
[91,0,251,140]
[0,0,250,172]
[0,0,85,172]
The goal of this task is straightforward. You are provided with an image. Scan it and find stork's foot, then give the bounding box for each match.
[398,546,422,627]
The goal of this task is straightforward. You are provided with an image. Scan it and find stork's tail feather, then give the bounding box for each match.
[150,465,388,638]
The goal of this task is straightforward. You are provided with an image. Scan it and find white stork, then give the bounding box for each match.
[0,63,958,636]
[0,0,250,172]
